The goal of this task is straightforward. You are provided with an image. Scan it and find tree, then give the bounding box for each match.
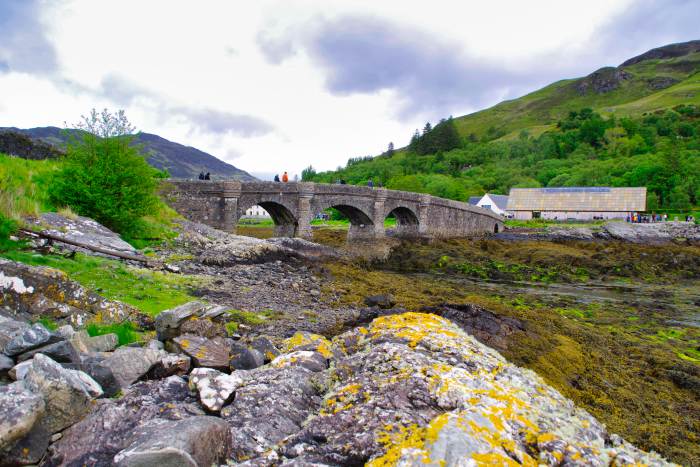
[386,142,395,156]
[49,109,161,236]
[301,165,316,181]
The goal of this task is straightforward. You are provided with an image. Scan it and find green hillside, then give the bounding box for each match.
[305,40,700,212]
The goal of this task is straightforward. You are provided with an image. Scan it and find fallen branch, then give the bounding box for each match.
[18,228,150,263]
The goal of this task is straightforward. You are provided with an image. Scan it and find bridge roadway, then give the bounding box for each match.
[162,180,504,241]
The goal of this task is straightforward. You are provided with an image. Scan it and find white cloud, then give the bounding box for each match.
[0,0,696,179]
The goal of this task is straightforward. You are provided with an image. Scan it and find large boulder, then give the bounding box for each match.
[155,301,227,341]
[220,365,323,462]
[188,368,245,412]
[602,221,700,245]
[0,316,29,354]
[0,381,45,450]
[0,258,151,328]
[250,336,280,362]
[44,376,205,466]
[23,354,103,433]
[270,350,327,373]
[113,416,231,466]
[145,354,191,380]
[3,323,55,356]
[229,344,264,371]
[17,339,81,364]
[101,347,165,389]
[172,334,230,370]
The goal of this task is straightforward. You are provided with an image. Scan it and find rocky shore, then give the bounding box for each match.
[0,216,687,465]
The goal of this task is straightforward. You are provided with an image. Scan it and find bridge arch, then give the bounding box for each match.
[385,205,420,237]
[237,198,298,237]
[311,199,375,241]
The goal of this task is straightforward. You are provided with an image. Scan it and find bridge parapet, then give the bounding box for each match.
[160,180,504,241]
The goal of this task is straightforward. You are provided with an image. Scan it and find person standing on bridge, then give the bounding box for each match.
[367,178,374,188]
[274,174,280,182]
[282,171,289,182]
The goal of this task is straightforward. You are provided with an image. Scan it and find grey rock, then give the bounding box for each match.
[85,333,119,352]
[188,368,245,412]
[146,339,164,351]
[24,354,103,432]
[67,357,121,398]
[229,345,264,370]
[163,263,181,273]
[178,316,227,339]
[54,324,75,340]
[3,323,54,356]
[0,354,13,374]
[364,293,396,309]
[113,416,231,466]
[0,381,45,450]
[154,301,208,341]
[172,334,229,370]
[9,360,32,381]
[1,420,50,465]
[145,354,191,380]
[102,347,165,389]
[250,336,280,362]
[220,365,322,462]
[17,340,80,364]
[44,376,205,466]
[0,317,29,354]
[270,351,327,373]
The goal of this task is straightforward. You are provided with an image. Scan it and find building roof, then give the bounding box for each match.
[468,196,481,206]
[484,194,509,210]
[507,187,646,212]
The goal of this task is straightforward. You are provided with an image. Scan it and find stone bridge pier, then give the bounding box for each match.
[160,180,504,242]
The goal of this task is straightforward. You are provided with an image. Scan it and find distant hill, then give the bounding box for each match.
[306,40,700,212]
[451,40,700,141]
[0,126,257,181]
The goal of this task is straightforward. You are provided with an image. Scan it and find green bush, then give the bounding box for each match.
[0,213,18,252]
[48,110,163,239]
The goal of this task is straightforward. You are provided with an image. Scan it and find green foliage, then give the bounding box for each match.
[0,153,59,219]
[408,117,461,155]
[0,250,199,316]
[35,317,58,331]
[49,132,161,238]
[226,309,283,328]
[0,213,19,252]
[307,107,700,209]
[86,321,140,346]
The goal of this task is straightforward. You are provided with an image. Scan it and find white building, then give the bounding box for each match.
[468,194,510,216]
[242,205,270,218]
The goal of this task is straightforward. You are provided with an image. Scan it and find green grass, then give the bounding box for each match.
[0,249,200,316]
[0,153,59,219]
[86,321,141,346]
[225,308,284,331]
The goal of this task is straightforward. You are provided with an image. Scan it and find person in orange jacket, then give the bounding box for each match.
[282,171,289,182]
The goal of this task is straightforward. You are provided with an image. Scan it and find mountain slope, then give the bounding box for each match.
[453,40,700,140]
[0,126,256,181]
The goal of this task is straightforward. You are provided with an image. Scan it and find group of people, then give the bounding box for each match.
[626,212,695,223]
[198,172,211,180]
[273,172,289,182]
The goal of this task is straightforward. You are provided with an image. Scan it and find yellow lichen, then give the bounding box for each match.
[284,332,334,358]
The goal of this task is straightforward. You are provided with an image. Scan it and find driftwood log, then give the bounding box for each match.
[19,228,150,263]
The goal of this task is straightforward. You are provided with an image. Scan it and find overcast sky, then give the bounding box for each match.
[1,0,698,179]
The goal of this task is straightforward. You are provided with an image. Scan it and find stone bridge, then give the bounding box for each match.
[161,180,504,241]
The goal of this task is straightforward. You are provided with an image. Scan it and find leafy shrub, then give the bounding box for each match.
[48,110,162,239]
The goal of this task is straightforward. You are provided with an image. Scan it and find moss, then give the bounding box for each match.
[226,308,283,327]
[86,321,140,346]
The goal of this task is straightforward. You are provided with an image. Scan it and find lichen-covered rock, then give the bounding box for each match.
[0,353,14,375]
[23,354,102,433]
[83,332,119,352]
[9,360,32,381]
[220,365,323,462]
[0,316,29,354]
[250,336,280,362]
[3,322,54,356]
[44,376,205,466]
[1,418,50,465]
[188,368,245,412]
[0,258,151,328]
[179,315,227,339]
[283,331,335,359]
[271,351,327,373]
[102,346,165,389]
[172,334,230,370]
[256,313,673,466]
[113,416,232,466]
[155,301,209,341]
[0,381,45,450]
